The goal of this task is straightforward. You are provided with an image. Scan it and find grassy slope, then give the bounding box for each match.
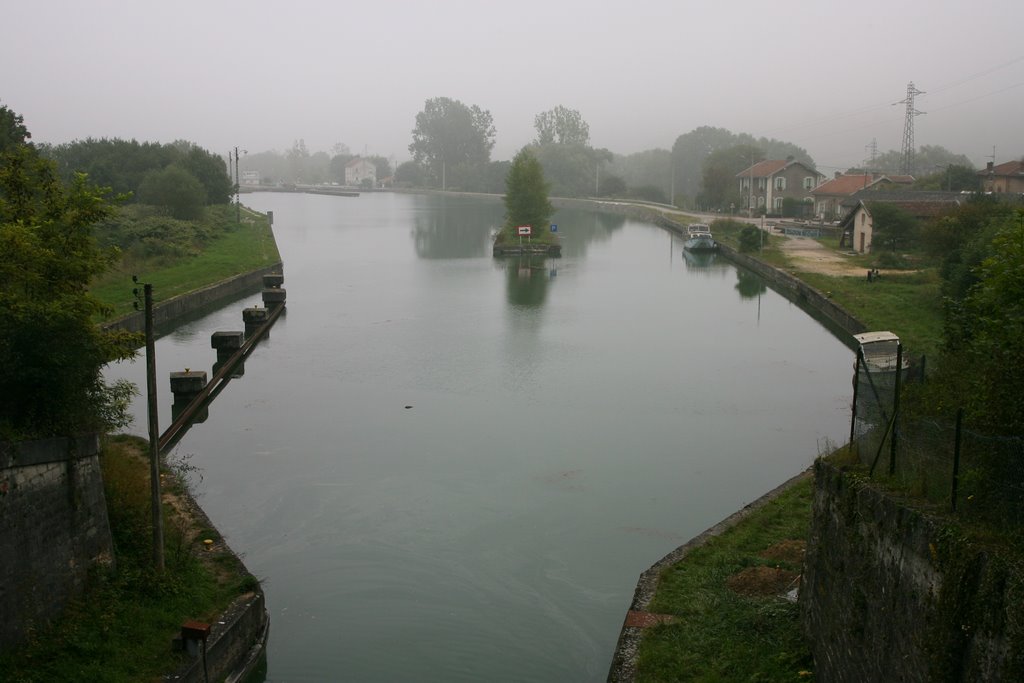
[635,478,815,681]
[91,207,280,320]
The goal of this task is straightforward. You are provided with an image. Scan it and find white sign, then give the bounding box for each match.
[517,225,532,236]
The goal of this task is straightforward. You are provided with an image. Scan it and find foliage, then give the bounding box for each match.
[912,164,981,192]
[394,160,428,187]
[501,148,553,234]
[628,184,668,204]
[43,138,230,205]
[532,143,611,198]
[0,436,247,682]
[738,225,765,252]
[409,97,496,188]
[699,143,763,210]
[672,126,812,207]
[533,105,590,146]
[1,102,31,152]
[920,196,1015,300]
[136,165,206,220]
[868,201,918,252]
[0,142,139,438]
[606,149,671,198]
[599,174,627,196]
[90,205,280,319]
[867,144,974,176]
[933,212,1024,432]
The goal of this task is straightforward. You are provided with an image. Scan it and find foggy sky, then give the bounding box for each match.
[4,0,1023,172]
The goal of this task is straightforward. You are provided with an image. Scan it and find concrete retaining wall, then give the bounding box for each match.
[802,460,1024,681]
[104,262,284,334]
[0,435,114,651]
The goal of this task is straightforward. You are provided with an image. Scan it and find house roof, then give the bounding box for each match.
[978,160,1024,177]
[880,174,916,184]
[345,157,374,168]
[737,158,822,179]
[736,160,788,178]
[838,190,965,227]
[812,174,874,196]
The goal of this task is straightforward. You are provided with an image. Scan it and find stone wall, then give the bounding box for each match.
[0,435,113,651]
[802,460,1024,681]
[104,262,284,334]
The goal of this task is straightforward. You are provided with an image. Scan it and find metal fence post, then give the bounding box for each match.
[889,343,903,476]
[951,407,964,513]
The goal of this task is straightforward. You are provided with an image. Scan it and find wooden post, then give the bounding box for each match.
[144,284,164,572]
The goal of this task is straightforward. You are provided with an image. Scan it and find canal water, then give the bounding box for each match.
[107,192,853,681]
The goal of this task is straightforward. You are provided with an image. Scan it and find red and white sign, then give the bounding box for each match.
[517,225,532,236]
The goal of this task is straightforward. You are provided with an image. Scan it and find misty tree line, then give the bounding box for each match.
[238,97,981,211]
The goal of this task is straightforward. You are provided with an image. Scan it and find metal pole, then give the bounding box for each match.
[145,284,165,572]
[234,146,241,223]
[889,343,904,476]
[849,351,861,457]
[951,407,964,513]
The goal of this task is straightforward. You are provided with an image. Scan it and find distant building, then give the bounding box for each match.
[241,170,261,186]
[345,158,377,187]
[812,173,915,220]
[838,190,964,253]
[978,160,1024,194]
[736,158,825,215]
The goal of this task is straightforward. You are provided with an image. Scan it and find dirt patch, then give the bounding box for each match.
[760,539,805,565]
[726,565,799,597]
[778,236,866,277]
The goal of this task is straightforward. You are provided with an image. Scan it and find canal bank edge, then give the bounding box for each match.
[102,262,285,334]
[101,263,282,678]
[162,470,270,683]
[606,468,814,682]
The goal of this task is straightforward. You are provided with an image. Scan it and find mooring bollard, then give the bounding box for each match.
[211,331,245,378]
[169,370,209,423]
[262,287,286,308]
[243,307,270,338]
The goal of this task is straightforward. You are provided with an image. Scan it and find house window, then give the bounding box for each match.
[774,197,784,210]
[758,178,767,190]
[804,176,815,190]
[757,196,765,208]
[774,177,786,191]
[741,178,750,190]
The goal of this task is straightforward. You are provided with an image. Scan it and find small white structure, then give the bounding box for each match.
[241,170,261,186]
[345,158,377,187]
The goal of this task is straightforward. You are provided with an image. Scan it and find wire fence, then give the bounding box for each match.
[849,352,1024,532]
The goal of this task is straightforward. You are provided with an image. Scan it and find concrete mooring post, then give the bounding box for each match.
[170,370,209,423]
[242,307,270,338]
[211,331,245,378]
[261,273,286,309]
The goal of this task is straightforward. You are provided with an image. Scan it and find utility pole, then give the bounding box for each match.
[234,146,241,223]
[134,278,164,572]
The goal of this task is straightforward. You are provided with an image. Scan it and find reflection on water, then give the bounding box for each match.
[682,248,721,272]
[411,194,502,258]
[504,256,553,308]
[735,269,768,299]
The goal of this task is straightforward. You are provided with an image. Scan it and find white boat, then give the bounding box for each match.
[683,223,717,251]
[853,331,909,374]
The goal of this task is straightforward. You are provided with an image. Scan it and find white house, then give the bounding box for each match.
[345,158,377,187]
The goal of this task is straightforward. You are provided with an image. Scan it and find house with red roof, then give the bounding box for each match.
[736,158,824,216]
[978,160,1024,194]
[812,173,916,220]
